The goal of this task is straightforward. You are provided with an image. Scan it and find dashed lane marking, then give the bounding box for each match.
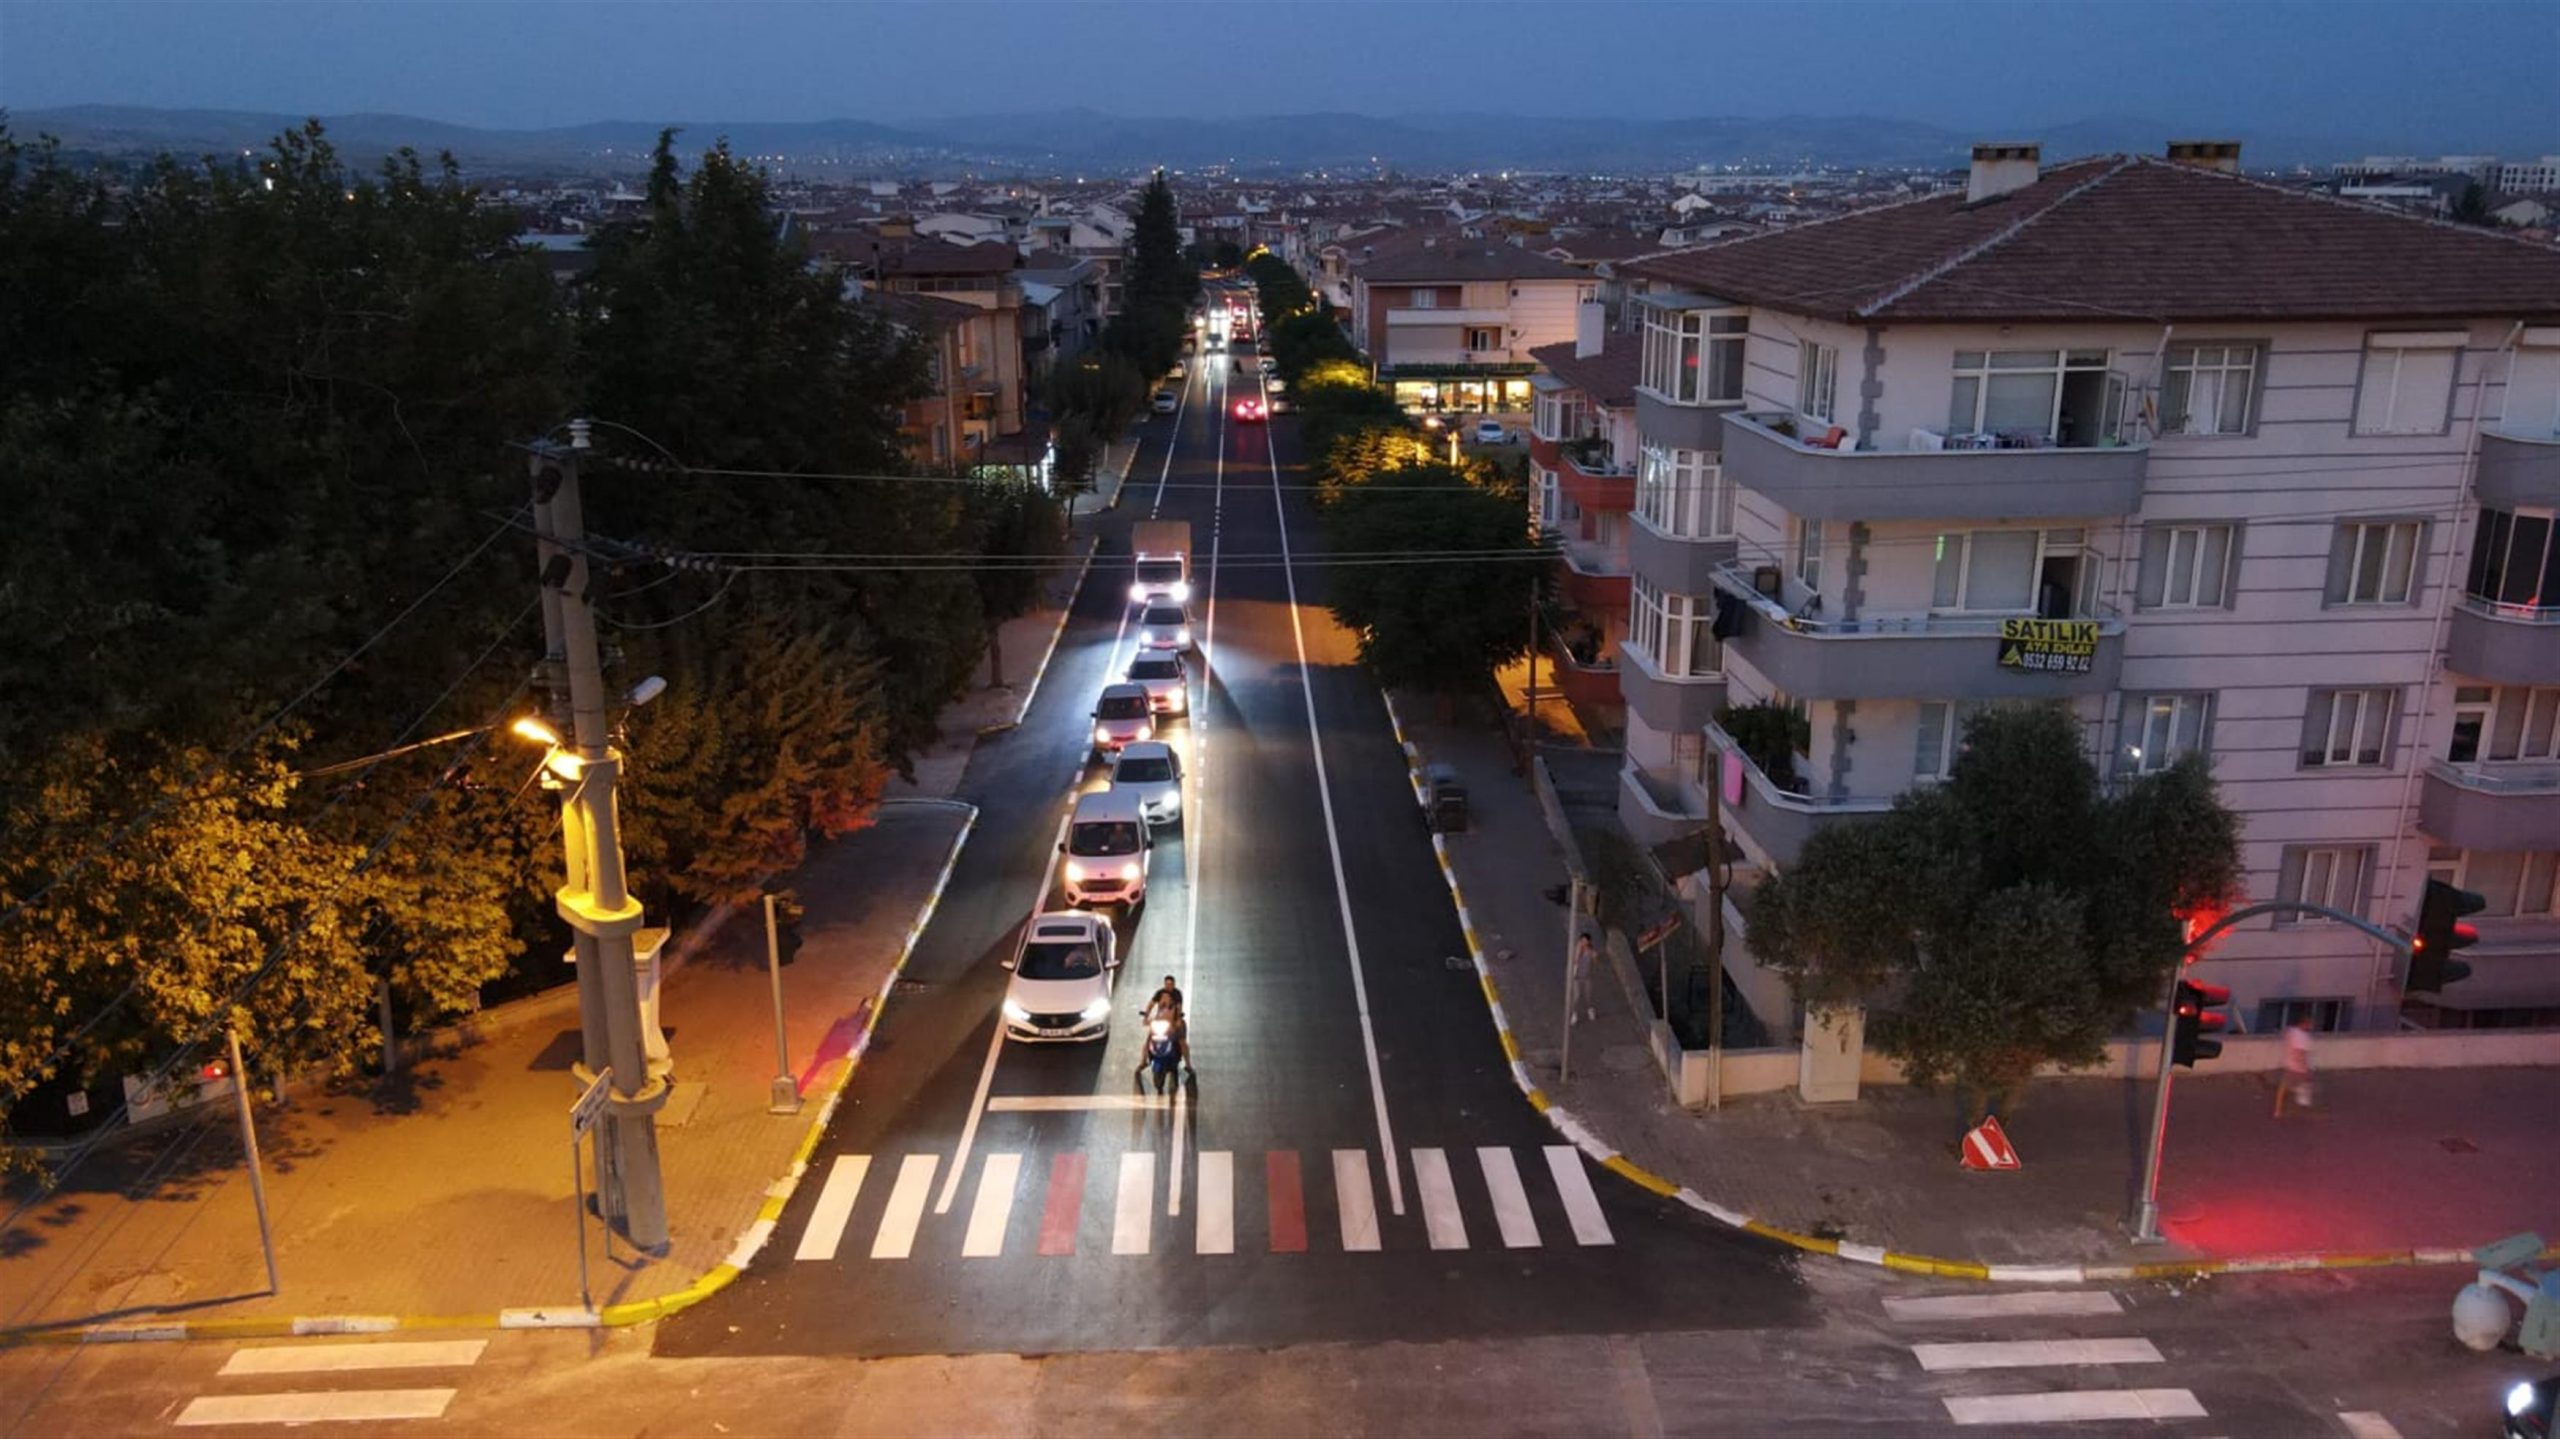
[1885,1291,2125,1322]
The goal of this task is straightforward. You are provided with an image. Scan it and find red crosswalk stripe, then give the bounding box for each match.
[1038,1152,1085,1256]
[1265,1150,1307,1254]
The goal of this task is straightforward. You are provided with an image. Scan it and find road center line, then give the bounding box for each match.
[1168,1079,1187,1217]
[1149,353,1191,519]
[1260,368,1404,1217]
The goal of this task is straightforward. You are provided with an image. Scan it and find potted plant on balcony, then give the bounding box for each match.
[1715,701,1810,795]
[1562,435,1611,470]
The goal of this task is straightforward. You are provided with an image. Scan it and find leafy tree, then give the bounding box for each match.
[1746,706,2242,1112]
[1321,463,1542,694]
[1042,350,1149,494]
[960,478,1066,686]
[1105,169,1197,377]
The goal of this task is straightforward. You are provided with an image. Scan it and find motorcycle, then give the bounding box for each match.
[1143,1019,1181,1095]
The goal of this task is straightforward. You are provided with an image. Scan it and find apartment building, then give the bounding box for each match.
[1349,241,1596,414]
[1527,313,1641,721]
[1613,142,2560,1037]
[868,239,1029,449]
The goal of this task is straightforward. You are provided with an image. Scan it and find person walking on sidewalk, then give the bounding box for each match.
[2278,1016,2316,1114]
[1569,929,1598,1023]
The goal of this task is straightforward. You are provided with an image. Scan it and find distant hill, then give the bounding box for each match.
[4,103,2511,177]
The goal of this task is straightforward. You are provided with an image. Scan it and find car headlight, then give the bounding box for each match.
[1079,998,1113,1022]
[2513,1383,2539,1418]
[1063,860,1085,883]
[1127,582,1146,601]
[1170,581,1190,603]
[1175,628,1191,645]
[1094,725,1111,743]
[1139,722,1154,740]
[1169,689,1186,711]
[1003,999,1032,1023]
[1118,860,1142,880]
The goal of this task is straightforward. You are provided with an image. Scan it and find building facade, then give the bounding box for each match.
[1527,317,1641,724]
[1349,241,1597,415]
[1615,143,2560,1037]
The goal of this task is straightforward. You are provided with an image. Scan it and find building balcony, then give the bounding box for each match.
[1557,441,1636,512]
[1386,306,1510,328]
[2478,427,2560,509]
[1526,430,1561,470]
[1616,640,1725,735]
[1544,627,1621,712]
[1617,758,1711,851]
[1625,512,1739,595]
[2446,595,2560,688]
[2420,760,2560,852]
[1718,412,2148,522]
[1559,543,1631,612]
[1709,561,2125,700]
[1703,717,1894,870]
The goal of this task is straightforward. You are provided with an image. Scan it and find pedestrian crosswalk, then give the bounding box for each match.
[790,1144,1615,1262]
[1886,1289,2204,1427]
[176,1340,483,1427]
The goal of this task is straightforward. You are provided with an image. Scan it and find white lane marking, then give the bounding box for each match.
[1196,1150,1234,1255]
[1168,1077,1187,1218]
[2337,1413,2404,1439]
[1943,1390,2206,1425]
[1885,1291,2124,1322]
[869,1153,937,1260]
[937,812,1072,1216]
[1411,1148,1469,1250]
[1333,1148,1382,1251]
[176,1391,458,1426]
[987,1094,1166,1112]
[1113,1151,1155,1254]
[1477,1147,1542,1248]
[1912,1338,2164,1372]
[1544,1146,1616,1246]
[962,1152,1021,1259]
[217,1341,485,1376]
[1149,356,1192,518]
[794,1153,871,1262]
[1264,384,1403,1218]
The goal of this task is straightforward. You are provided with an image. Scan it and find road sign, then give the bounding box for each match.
[1960,1115,2022,1170]
[571,1069,613,1137]
[1996,618,2099,675]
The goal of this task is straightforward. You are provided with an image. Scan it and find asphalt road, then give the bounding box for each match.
[656,291,1811,1359]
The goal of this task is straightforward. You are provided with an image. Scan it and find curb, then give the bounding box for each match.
[1,806,982,1349]
[1375,690,2546,1286]
[1008,535,1098,731]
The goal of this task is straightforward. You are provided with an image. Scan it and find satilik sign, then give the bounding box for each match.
[1997,618,2099,675]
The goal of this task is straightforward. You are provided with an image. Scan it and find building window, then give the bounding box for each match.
[1533,389,1588,442]
[1931,528,2091,616]
[1407,288,1439,310]
[1947,349,2108,441]
[2453,849,2560,919]
[2448,684,2560,763]
[1793,518,1825,593]
[1798,341,1839,424]
[2119,692,2214,774]
[2353,333,2459,435]
[2276,844,2373,925]
[2137,523,2238,609]
[1641,306,1747,406]
[1465,326,1502,353]
[2255,998,2352,1033]
[1630,577,1722,680]
[2465,506,2560,615]
[1635,445,1733,539]
[2324,520,2422,606]
[1535,468,1561,531]
[1914,701,1965,782]
[2300,687,2397,768]
[2162,344,2260,436]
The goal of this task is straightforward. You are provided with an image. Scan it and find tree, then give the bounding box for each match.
[1101,170,1196,378]
[2452,181,2492,227]
[1746,707,2242,1112]
[960,478,1066,686]
[1321,463,1543,694]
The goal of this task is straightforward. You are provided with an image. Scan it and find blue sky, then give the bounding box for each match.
[2,0,2551,149]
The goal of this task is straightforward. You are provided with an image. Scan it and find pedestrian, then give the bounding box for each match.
[2277,1016,2316,1115]
[1569,928,1598,1023]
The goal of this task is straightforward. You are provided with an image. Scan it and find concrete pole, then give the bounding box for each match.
[1559,877,1582,1084]
[764,895,800,1115]
[1704,758,1728,1111]
[226,1026,279,1295]
[532,432,671,1253]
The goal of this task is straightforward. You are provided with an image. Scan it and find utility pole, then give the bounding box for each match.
[530,422,671,1253]
[1704,758,1728,1110]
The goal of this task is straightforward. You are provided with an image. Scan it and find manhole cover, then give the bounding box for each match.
[2441,1136,2479,1154]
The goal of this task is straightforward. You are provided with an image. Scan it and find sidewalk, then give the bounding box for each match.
[1395,694,2560,1275]
[0,803,968,1334]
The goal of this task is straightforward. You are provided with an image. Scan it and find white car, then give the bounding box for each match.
[1258,356,1278,376]
[1473,419,1511,445]
[1109,741,1184,828]
[1000,911,1119,1042]
[1059,789,1151,908]
[1137,602,1193,652]
[1090,682,1155,760]
[1125,651,1187,715]
[1151,389,1178,414]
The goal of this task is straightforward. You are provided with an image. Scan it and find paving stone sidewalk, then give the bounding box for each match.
[1401,701,2560,1269]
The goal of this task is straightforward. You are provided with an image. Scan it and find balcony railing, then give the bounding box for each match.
[1709,560,2125,638]
[1719,411,2149,521]
[2426,758,2560,795]
[2459,592,2560,626]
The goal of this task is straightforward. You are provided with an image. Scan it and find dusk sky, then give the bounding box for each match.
[3,0,2552,149]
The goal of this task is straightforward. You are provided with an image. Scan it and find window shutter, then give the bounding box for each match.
[2137,527,2171,608]
[2323,526,2357,605]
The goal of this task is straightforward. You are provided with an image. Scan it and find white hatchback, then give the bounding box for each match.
[1137,603,1193,652]
[1109,741,1184,828]
[1000,911,1119,1042]
[1090,682,1155,760]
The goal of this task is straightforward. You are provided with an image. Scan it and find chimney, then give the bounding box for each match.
[1966,142,2042,204]
[1574,300,1605,359]
[2166,139,2243,174]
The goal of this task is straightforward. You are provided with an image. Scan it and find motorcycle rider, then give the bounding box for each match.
[1137,976,1193,1078]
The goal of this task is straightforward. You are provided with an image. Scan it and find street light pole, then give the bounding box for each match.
[764,894,800,1115]
[530,424,671,1253]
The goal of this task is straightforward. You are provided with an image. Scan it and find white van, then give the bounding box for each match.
[1060,789,1152,908]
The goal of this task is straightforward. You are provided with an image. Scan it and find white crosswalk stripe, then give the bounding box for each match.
[182,1342,484,1427]
[1913,1339,2162,1372]
[217,1341,487,1376]
[1886,1289,2202,1427]
[177,1392,460,1426]
[1196,1150,1235,1255]
[1113,1151,1154,1254]
[962,1153,1020,1258]
[1944,1390,2206,1425]
[795,1153,870,1262]
[1476,1146,1541,1248]
[1887,1291,2123,1322]
[1542,1146,1615,1246]
[870,1153,937,1260]
[1410,1148,1468,1250]
[1333,1148,1381,1251]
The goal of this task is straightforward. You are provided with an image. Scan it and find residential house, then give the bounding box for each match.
[1528,310,1643,726]
[1349,239,1597,415]
[866,239,1030,456]
[1015,249,1105,380]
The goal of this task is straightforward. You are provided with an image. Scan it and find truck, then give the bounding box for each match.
[1128,520,1192,606]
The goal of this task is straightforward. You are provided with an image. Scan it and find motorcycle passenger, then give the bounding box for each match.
[1137,976,1193,1079]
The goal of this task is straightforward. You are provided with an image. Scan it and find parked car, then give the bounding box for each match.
[1090,681,1155,759]
[1258,356,1279,376]
[1267,392,1293,414]
[1169,360,1187,380]
[1473,419,1511,445]
[1109,740,1184,828]
[1125,651,1187,715]
[1000,911,1119,1042]
[1151,389,1178,414]
[1059,788,1151,908]
[1137,602,1193,652]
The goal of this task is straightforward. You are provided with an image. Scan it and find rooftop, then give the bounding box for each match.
[872,238,1022,278]
[1528,334,1641,408]
[1625,154,2560,324]
[1354,242,1588,283]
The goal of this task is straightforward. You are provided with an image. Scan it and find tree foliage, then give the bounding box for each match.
[1321,462,1543,693]
[1745,706,2243,1105]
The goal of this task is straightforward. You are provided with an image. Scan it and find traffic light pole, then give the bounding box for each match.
[2129,899,2407,1245]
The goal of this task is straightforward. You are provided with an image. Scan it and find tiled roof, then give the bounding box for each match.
[874,239,1021,277]
[1625,155,2560,324]
[861,290,978,333]
[1354,242,1588,283]
[1528,335,1640,408]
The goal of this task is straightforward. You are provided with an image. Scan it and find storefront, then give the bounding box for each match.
[1386,364,1539,417]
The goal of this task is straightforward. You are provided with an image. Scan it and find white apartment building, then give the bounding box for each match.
[1349,241,1597,414]
[1615,142,2560,1038]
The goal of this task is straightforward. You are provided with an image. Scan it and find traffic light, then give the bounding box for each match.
[2409,879,2484,993]
[2171,976,2230,1067]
